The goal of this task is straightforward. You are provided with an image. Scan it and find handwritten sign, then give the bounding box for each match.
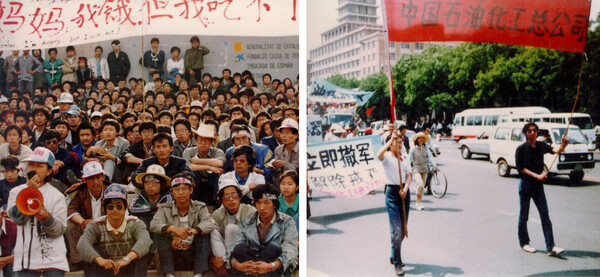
[383,0,590,53]
[307,115,323,144]
[309,78,375,105]
[0,0,298,50]
[307,135,386,198]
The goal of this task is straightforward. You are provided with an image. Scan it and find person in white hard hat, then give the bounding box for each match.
[209,179,256,275]
[269,118,299,185]
[64,160,110,271]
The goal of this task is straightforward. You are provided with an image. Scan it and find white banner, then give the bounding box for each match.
[307,135,386,198]
[0,0,298,50]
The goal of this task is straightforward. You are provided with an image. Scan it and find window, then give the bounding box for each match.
[494,128,510,140]
[390,42,395,47]
[466,116,482,126]
[484,115,498,126]
[511,128,524,142]
[391,53,396,60]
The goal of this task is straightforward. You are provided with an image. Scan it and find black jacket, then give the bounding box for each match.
[131,156,192,189]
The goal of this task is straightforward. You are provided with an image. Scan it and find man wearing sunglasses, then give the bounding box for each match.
[77,184,152,277]
[209,179,256,275]
[516,122,569,256]
[150,173,217,277]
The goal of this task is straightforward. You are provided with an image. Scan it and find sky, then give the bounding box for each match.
[307,0,600,51]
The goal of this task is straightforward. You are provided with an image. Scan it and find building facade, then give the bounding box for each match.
[309,0,448,83]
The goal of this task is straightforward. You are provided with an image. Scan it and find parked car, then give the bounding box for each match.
[459,131,491,159]
[489,122,595,183]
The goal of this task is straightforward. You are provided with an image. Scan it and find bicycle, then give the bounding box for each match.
[424,167,447,198]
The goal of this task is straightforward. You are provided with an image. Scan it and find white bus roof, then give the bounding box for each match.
[456,107,551,116]
[497,122,581,130]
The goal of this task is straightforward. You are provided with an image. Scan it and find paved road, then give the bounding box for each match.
[307,140,600,276]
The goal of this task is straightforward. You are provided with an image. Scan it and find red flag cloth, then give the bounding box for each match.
[384,0,591,53]
[366,107,374,117]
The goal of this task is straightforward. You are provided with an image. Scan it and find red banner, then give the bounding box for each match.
[384,0,591,53]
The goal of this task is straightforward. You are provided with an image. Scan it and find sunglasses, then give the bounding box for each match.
[233,157,247,163]
[107,204,124,211]
[223,193,240,201]
[45,140,59,145]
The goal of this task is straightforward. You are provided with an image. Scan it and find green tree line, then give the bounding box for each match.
[327,14,600,126]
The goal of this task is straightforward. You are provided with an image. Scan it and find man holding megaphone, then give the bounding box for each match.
[6,147,69,276]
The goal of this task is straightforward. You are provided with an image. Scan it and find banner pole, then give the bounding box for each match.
[381,0,407,239]
[380,0,396,123]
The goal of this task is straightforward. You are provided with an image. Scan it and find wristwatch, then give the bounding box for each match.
[271,262,276,271]
[122,256,131,264]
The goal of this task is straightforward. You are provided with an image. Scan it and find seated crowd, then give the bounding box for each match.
[0,44,300,277]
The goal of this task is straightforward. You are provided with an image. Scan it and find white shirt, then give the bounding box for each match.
[167,58,185,75]
[90,191,103,220]
[381,150,411,185]
[7,183,69,272]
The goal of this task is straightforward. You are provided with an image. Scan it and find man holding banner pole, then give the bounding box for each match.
[378,129,412,276]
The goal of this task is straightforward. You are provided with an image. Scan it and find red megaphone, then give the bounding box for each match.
[16,187,44,215]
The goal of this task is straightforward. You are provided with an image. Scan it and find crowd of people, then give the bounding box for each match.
[0,36,300,277]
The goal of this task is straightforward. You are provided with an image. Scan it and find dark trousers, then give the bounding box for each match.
[82,255,149,277]
[385,185,410,266]
[185,68,202,84]
[518,180,555,251]
[157,232,210,274]
[230,243,283,277]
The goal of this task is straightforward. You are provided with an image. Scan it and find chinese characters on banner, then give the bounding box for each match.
[383,0,591,53]
[307,115,323,144]
[0,0,298,50]
[307,135,386,198]
[309,78,375,105]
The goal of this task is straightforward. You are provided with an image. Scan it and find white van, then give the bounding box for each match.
[504,113,595,143]
[489,122,595,183]
[452,107,550,141]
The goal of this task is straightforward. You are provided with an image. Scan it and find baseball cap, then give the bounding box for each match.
[67,105,81,116]
[90,111,103,119]
[279,118,298,131]
[0,96,8,103]
[104,184,127,201]
[58,93,74,104]
[217,178,239,193]
[23,147,55,168]
[82,161,104,178]
[190,100,202,108]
